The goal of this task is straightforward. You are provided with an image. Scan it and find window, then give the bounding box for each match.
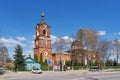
[43,29,47,36]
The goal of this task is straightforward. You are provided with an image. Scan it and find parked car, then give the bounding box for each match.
[89,66,100,71]
[31,68,42,74]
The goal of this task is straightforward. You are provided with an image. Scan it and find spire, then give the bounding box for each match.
[41,12,45,24]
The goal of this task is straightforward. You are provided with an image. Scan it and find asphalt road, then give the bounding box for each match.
[0,70,120,80]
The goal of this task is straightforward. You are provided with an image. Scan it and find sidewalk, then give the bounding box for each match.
[42,69,90,74]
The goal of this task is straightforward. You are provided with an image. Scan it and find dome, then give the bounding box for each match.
[71,40,82,47]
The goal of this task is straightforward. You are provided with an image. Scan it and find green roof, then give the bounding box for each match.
[25,56,39,64]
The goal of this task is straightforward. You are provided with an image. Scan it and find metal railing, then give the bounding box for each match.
[5,66,120,72]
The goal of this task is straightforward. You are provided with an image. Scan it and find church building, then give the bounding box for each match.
[34,13,52,65]
[34,13,71,66]
[34,13,98,67]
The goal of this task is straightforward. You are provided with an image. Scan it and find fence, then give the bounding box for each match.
[6,66,85,72]
[5,66,120,72]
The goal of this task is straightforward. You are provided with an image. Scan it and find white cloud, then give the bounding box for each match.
[24,50,33,58]
[97,31,106,36]
[51,35,74,51]
[61,36,69,40]
[118,32,120,35]
[51,35,74,45]
[61,36,74,49]
[61,36,74,42]
[51,35,58,44]
[0,37,26,47]
[16,36,26,41]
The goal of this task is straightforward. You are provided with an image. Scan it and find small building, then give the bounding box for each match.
[25,56,41,71]
[52,53,71,65]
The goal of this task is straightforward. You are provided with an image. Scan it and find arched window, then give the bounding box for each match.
[43,29,47,36]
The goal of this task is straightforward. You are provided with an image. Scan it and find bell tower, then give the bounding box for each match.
[34,13,52,64]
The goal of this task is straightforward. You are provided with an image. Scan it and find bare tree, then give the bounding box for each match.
[53,38,66,53]
[0,35,9,67]
[0,45,9,67]
[97,40,112,64]
[53,36,73,53]
[76,28,98,66]
[77,28,98,50]
[113,39,120,63]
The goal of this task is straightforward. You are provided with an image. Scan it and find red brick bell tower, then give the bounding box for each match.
[34,13,52,65]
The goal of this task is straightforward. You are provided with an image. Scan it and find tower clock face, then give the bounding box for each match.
[44,52,48,56]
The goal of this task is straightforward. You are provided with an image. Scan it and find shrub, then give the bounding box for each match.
[0,71,4,75]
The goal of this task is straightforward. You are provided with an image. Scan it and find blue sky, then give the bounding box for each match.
[0,0,120,58]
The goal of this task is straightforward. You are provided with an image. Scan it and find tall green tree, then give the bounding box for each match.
[34,54,38,62]
[40,53,43,66]
[13,44,25,68]
[65,60,71,67]
[43,59,48,66]
[60,59,62,71]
